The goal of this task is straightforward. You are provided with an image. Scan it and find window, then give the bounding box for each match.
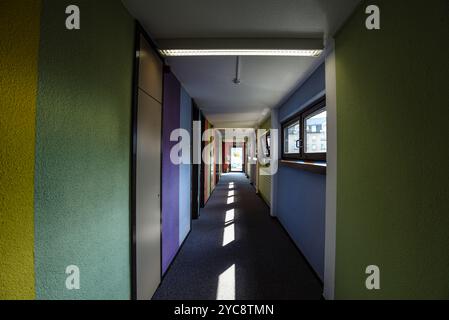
[281,96,326,161]
[305,109,327,154]
[283,121,300,154]
[261,131,271,157]
[265,131,271,157]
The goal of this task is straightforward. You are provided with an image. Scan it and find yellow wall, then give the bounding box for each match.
[258,168,272,206]
[257,117,271,206]
[0,0,41,299]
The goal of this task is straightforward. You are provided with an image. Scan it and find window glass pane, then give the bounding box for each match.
[305,109,326,154]
[284,121,300,154]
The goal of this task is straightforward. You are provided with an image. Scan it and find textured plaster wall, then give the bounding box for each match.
[275,64,326,280]
[258,117,271,205]
[203,119,212,204]
[203,120,215,200]
[179,87,192,245]
[34,0,134,299]
[0,0,41,300]
[162,71,181,274]
[335,0,449,298]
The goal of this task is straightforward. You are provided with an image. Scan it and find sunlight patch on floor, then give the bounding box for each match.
[223,223,235,246]
[225,209,235,223]
[217,264,236,300]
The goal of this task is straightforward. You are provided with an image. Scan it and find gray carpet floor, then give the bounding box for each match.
[153,173,323,300]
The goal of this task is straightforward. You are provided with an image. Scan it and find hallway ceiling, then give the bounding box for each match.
[122,0,361,128]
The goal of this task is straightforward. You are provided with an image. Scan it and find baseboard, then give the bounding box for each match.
[202,184,218,207]
[256,192,271,209]
[159,228,192,283]
[271,216,324,288]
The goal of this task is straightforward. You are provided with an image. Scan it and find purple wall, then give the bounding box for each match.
[162,71,181,273]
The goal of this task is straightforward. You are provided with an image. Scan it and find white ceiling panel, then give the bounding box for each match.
[122,0,361,127]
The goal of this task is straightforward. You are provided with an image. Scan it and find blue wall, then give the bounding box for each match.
[162,72,181,274]
[162,72,193,274]
[276,63,326,280]
[179,87,192,245]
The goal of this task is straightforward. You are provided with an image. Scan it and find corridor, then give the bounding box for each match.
[2,0,448,302]
[153,173,323,300]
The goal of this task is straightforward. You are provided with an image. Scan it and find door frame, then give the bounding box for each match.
[230,146,244,173]
[199,113,206,208]
[191,102,201,219]
[130,22,165,300]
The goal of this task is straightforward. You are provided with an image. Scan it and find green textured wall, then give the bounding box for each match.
[258,117,271,205]
[34,0,134,299]
[0,0,41,300]
[335,0,449,299]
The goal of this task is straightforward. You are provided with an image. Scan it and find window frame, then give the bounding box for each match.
[281,118,302,160]
[281,96,327,162]
[265,131,271,157]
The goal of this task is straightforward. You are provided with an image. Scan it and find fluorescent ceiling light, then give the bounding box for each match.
[159,49,322,57]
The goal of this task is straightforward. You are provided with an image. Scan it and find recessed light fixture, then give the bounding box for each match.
[159,49,322,57]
